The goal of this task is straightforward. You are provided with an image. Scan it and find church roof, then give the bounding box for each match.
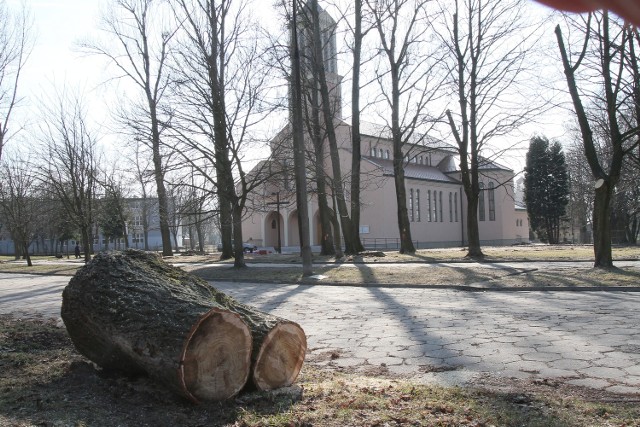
[345,120,458,153]
[365,157,461,184]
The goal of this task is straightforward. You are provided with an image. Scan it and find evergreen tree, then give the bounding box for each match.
[524,136,569,244]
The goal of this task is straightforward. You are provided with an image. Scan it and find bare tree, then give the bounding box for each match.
[555,12,640,267]
[128,139,155,250]
[0,156,45,266]
[301,0,362,254]
[169,0,278,267]
[38,91,100,263]
[97,170,131,249]
[346,0,370,254]
[291,0,313,275]
[84,0,177,256]
[365,0,440,254]
[437,0,544,258]
[0,1,32,161]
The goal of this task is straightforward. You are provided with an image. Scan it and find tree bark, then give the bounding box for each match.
[593,182,614,267]
[291,0,313,276]
[61,250,253,402]
[349,0,366,254]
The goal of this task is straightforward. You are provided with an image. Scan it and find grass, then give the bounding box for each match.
[0,245,638,289]
[1,316,639,427]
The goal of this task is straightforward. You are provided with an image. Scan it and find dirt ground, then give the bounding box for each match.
[1,245,639,426]
[1,316,639,427]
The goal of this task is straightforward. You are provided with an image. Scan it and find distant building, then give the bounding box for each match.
[0,197,181,256]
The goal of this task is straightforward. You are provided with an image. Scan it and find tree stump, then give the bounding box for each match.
[61,250,252,402]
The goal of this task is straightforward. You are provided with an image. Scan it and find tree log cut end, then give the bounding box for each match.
[253,321,307,391]
[181,308,252,402]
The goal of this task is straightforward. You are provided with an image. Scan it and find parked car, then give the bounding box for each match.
[216,242,258,253]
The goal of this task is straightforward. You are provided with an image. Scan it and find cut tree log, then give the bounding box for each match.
[61,250,252,402]
[62,249,307,400]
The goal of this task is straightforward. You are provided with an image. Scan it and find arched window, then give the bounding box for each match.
[479,182,486,221]
[371,147,376,157]
[379,148,384,158]
[385,150,390,159]
[489,182,496,221]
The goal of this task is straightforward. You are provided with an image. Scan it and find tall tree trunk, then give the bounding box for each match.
[149,101,173,257]
[312,130,335,256]
[349,0,365,254]
[307,68,335,256]
[291,0,313,276]
[309,0,356,254]
[465,192,482,256]
[390,68,415,255]
[196,220,204,253]
[232,203,246,269]
[555,19,626,268]
[81,225,91,263]
[330,196,344,258]
[593,182,614,267]
[23,242,32,267]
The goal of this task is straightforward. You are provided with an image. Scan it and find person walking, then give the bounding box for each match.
[74,244,81,259]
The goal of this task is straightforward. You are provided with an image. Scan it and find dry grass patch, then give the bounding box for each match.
[187,264,508,286]
[1,316,639,427]
[186,264,640,289]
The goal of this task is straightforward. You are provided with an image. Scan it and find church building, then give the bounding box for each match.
[241,5,528,251]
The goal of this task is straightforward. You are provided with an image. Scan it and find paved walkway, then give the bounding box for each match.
[1,273,639,395]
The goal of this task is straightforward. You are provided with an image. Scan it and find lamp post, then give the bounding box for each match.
[268,192,283,253]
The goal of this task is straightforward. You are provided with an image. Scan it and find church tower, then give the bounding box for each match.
[294,3,343,119]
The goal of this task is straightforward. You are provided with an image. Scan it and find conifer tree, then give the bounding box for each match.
[524,136,569,244]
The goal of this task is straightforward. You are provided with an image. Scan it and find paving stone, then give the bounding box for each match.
[566,378,611,389]
[595,356,637,369]
[605,385,640,395]
[332,357,366,368]
[521,352,562,362]
[547,358,591,370]
[367,356,404,367]
[622,376,640,387]
[578,366,627,381]
[534,367,579,379]
[387,364,420,375]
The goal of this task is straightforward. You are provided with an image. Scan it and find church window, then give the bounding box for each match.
[427,190,432,221]
[439,191,444,222]
[454,192,458,222]
[385,150,390,159]
[449,192,453,222]
[371,147,376,157]
[434,191,438,222]
[479,182,486,221]
[416,189,421,222]
[489,182,496,221]
[379,148,384,158]
[409,189,414,222]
